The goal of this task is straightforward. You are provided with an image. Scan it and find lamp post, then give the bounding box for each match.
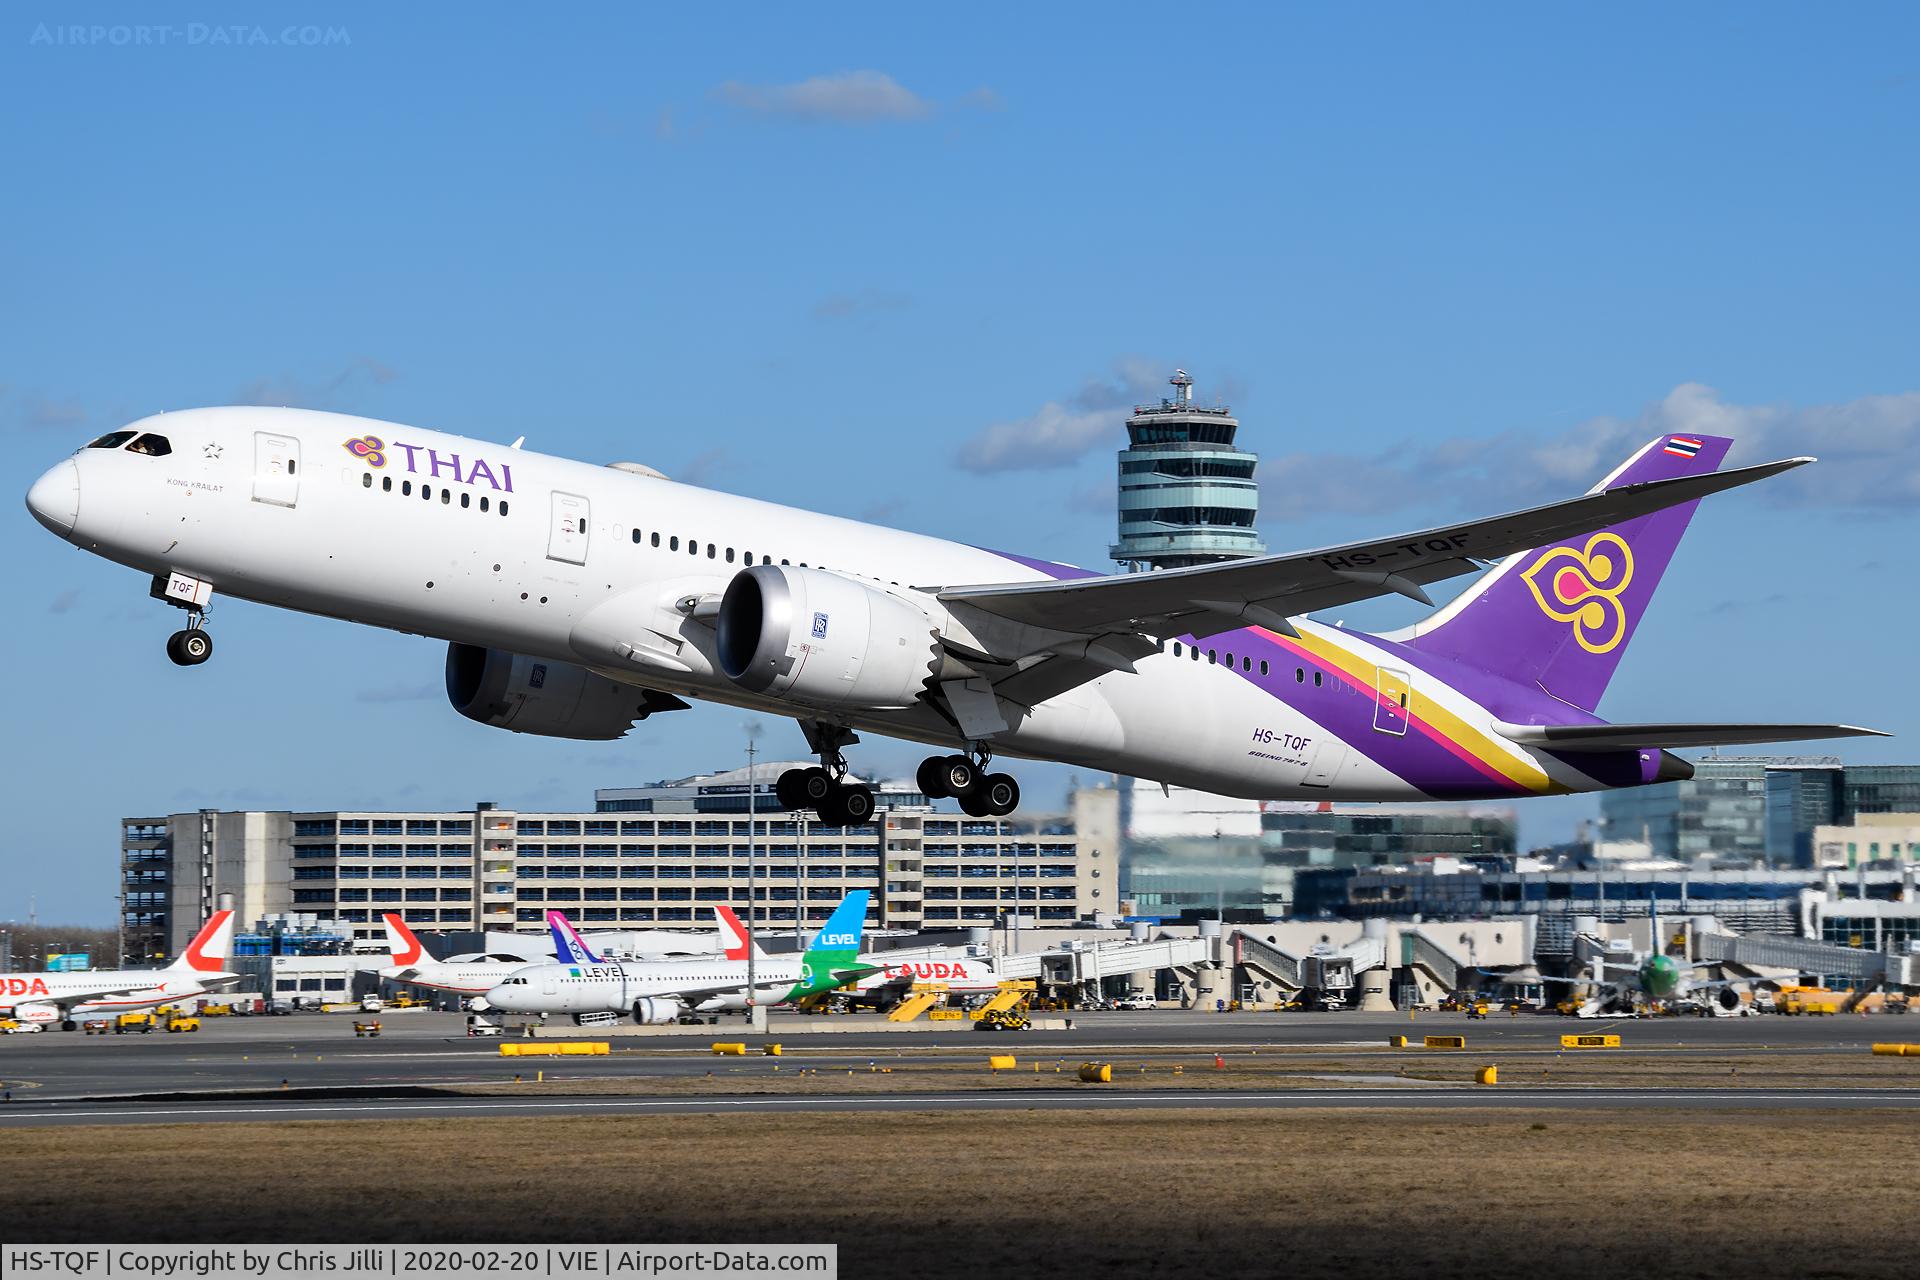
[745,728,767,1033]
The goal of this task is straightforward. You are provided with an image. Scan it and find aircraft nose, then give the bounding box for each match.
[26,459,80,537]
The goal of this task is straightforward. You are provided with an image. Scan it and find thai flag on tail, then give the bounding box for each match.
[1663,435,1704,458]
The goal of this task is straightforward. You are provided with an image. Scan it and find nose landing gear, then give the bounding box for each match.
[166,623,213,667]
[917,748,1019,817]
[152,573,217,666]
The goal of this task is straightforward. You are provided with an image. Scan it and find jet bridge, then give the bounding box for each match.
[1695,931,1917,987]
[1016,936,1214,986]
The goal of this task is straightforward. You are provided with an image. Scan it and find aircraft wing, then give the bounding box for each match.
[1496,722,1888,751]
[937,457,1811,645]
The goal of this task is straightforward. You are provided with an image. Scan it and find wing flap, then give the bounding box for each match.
[1497,722,1888,751]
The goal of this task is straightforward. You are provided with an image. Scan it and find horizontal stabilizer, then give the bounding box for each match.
[1497,721,1889,751]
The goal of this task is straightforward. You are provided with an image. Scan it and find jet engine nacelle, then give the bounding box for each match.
[12,1003,60,1024]
[631,998,685,1026]
[1713,986,1744,1013]
[445,643,665,741]
[716,565,939,711]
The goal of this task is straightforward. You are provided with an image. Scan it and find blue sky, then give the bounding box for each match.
[5,5,1917,923]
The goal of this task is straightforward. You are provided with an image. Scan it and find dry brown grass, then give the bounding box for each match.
[5,1109,1917,1279]
[456,1049,1919,1095]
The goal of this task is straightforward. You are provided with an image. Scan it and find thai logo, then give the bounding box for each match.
[342,434,387,467]
[1519,532,1634,654]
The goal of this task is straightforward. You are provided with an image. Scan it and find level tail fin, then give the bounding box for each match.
[806,890,870,960]
[713,904,766,961]
[167,909,236,974]
[546,910,605,965]
[1403,434,1735,713]
[382,912,433,967]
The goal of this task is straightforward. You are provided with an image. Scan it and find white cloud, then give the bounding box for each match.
[714,71,931,123]
[1258,383,1920,518]
[812,289,912,320]
[954,357,1176,473]
[236,356,396,409]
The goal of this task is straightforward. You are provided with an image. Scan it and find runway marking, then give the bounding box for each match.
[5,1088,1918,1125]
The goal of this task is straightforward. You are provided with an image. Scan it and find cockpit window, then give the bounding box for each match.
[126,434,172,456]
[87,431,136,450]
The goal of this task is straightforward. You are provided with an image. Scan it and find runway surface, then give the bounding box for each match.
[3,1085,1917,1127]
[1,1008,1909,1124]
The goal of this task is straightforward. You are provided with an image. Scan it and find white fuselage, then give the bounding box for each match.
[487,959,804,1016]
[0,969,231,1021]
[28,406,1609,801]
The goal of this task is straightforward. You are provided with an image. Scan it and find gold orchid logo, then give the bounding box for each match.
[1520,532,1634,654]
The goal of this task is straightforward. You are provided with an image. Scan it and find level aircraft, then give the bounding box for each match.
[0,911,238,1028]
[1545,901,1766,1017]
[25,408,1884,824]
[379,908,755,1006]
[485,893,873,1023]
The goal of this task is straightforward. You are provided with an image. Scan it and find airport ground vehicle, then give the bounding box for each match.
[165,1015,201,1032]
[114,1012,155,1034]
[0,1018,44,1034]
[82,1020,110,1035]
[199,1002,233,1017]
[360,996,385,1013]
[354,1020,382,1037]
[1114,994,1157,1010]
[975,1008,1031,1031]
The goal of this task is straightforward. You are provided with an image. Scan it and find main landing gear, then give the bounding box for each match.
[917,747,1020,818]
[776,723,875,828]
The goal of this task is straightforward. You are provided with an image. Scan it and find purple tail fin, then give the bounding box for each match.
[1401,433,1733,714]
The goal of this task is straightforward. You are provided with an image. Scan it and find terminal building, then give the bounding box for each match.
[1601,756,1920,868]
[120,764,1111,962]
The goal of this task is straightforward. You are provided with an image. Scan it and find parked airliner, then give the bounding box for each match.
[25,407,1880,824]
[486,895,872,1023]
[0,911,238,1028]
[379,908,757,1005]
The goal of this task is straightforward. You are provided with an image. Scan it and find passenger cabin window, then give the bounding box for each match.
[479,495,489,511]
[670,537,679,551]
[87,431,137,449]
[651,532,660,548]
[362,472,372,488]
[126,434,171,456]
[383,476,393,492]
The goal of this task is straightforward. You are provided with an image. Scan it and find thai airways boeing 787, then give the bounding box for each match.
[25,407,1879,823]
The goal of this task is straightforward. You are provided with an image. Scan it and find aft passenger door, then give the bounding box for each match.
[1373,667,1411,735]
[251,432,301,508]
[547,491,590,565]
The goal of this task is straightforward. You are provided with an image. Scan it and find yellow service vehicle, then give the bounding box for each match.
[198,1002,234,1017]
[114,1012,156,1034]
[165,1015,201,1033]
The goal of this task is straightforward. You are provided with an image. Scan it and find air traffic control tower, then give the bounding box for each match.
[1109,369,1266,572]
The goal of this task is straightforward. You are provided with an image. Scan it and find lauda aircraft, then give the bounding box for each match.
[26,409,1880,826]
[0,911,238,1028]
